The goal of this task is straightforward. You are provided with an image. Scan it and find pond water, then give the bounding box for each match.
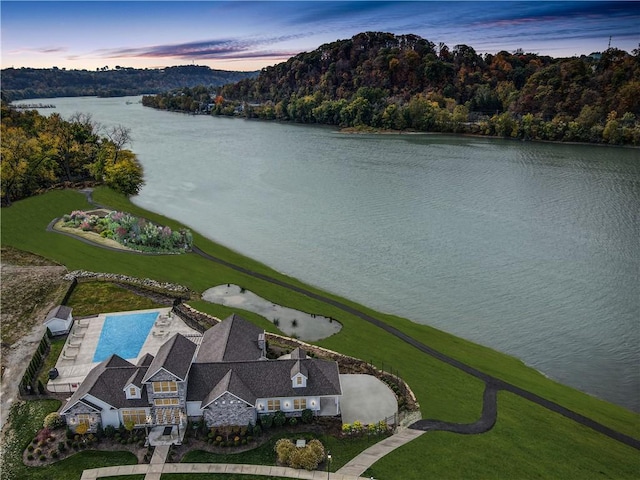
[202,284,341,341]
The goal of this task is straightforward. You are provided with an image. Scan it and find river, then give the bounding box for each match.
[28,96,640,412]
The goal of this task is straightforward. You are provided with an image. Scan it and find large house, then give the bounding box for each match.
[60,314,342,433]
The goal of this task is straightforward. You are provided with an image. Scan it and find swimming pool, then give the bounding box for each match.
[93,311,159,362]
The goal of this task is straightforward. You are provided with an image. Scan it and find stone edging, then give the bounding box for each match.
[64,270,191,296]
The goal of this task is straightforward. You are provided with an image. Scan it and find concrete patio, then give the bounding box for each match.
[48,307,202,394]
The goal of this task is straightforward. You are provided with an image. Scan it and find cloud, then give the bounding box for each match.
[97,33,310,61]
[8,46,67,55]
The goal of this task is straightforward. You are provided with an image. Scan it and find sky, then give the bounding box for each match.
[2,1,639,71]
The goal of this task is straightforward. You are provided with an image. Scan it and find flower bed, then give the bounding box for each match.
[61,210,192,253]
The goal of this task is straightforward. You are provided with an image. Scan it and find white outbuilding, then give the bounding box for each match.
[44,305,73,335]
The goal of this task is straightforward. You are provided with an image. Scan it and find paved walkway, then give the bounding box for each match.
[79,427,424,479]
[337,428,425,477]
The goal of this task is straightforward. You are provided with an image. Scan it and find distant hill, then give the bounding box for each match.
[144,32,640,145]
[0,65,258,101]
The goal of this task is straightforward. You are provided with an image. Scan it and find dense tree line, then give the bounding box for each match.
[1,65,258,102]
[1,102,144,205]
[143,32,640,144]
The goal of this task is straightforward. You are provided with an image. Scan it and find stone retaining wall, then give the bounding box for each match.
[64,270,191,297]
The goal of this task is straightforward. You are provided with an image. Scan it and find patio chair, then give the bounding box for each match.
[62,349,78,360]
[155,317,171,327]
[71,329,85,338]
[152,329,168,338]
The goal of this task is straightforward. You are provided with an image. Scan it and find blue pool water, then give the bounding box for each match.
[93,311,159,362]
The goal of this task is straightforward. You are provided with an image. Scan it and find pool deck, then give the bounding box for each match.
[48,308,202,394]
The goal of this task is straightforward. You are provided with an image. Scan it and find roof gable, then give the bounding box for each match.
[196,314,264,363]
[61,354,150,412]
[142,333,197,382]
[45,305,72,323]
[201,369,257,407]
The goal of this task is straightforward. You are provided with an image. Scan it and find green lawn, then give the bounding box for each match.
[367,391,640,480]
[1,188,638,478]
[1,399,137,480]
[66,281,165,317]
[182,431,386,471]
[37,337,65,387]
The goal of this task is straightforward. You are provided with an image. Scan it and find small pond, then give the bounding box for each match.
[201,284,341,341]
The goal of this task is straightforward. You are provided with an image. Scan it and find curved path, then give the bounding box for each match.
[191,245,640,450]
[67,190,640,451]
[411,382,498,434]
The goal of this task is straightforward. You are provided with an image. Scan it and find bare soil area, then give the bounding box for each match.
[0,247,70,429]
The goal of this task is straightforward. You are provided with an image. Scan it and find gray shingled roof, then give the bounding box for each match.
[291,359,308,378]
[142,333,197,382]
[201,369,256,407]
[290,348,307,360]
[187,357,341,404]
[195,314,264,363]
[61,354,149,413]
[45,305,72,323]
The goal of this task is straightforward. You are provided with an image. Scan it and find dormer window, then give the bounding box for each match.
[125,385,141,399]
[292,373,307,388]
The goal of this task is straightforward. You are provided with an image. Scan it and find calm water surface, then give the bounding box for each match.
[30,97,640,412]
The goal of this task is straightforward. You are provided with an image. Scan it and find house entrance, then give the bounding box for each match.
[155,407,180,425]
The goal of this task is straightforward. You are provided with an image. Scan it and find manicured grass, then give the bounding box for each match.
[66,281,165,317]
[182,430,385,471]
[37,337,66,386]
[1,399,137,480]
[367,391,640,480]
[2,188,639,478]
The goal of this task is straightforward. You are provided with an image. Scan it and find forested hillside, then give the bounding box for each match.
[143,32,640,144]
[1,65,258,101]
[0,102,144,205]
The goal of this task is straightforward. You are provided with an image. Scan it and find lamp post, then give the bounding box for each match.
[326,452,332,480]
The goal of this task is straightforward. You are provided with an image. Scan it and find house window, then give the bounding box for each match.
[155,407,180,425]
[129,387,137,396]
[154,398,179,406]
[293,398,307,410]
[122,409,147,425]
[152,381,177,393]
[267,399,280,411]
[77,413,91,426]
[296,376,303,385]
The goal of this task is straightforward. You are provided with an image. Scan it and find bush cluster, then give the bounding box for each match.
[342,419,390,436]
[275,438,325,470]
[62,210,193,253]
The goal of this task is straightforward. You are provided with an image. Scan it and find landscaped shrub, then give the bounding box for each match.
[36,428,52,445]
[260,415,273,429]
[273,411,286,427]
[276,438,325,470]
[51,450,59,459]
[61,210,193,253]
[27,454,34,461]
[58,442,66,452]
[301,408,313,424]
[43,412,64,430]
[289,417,297,426]
[253,425,262,436]
[275,438,296,464]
